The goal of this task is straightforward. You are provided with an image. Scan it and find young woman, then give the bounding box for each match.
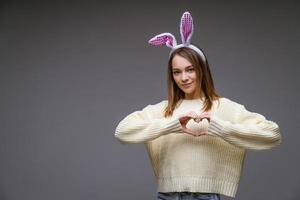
[114,12,281,200]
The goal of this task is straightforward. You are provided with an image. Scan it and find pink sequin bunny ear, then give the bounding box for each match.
[148,11,206,62]
[148,33,177,49]
[180,11,194,45]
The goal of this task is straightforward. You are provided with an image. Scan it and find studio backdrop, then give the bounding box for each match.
[0,1,299,200]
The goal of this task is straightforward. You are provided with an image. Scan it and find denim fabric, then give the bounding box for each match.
[157,192,220,200]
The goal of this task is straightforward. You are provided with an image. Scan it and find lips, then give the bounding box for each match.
[182,83,192,87]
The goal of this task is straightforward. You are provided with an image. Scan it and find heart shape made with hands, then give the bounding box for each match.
[178,111,211,136]
[186,117,210,135]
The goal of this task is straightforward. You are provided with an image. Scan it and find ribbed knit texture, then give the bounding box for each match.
[115,97,281,197]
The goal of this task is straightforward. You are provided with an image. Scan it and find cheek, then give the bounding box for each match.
[192,72,198,79]
[172,75,177,81]
[192,73,199,83]
[172,76,181,86]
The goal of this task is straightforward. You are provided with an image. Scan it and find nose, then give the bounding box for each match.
[181,72,189,82]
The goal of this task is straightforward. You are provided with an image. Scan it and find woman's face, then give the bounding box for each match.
[171,54,201,99]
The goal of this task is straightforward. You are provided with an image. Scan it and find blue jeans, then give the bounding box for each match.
[157,192,220,200]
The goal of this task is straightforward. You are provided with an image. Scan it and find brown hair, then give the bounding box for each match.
[164,47,221,118]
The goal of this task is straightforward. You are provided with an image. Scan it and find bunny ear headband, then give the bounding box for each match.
[148,11,206,62]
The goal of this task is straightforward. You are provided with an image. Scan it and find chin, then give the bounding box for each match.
[184,89,196,94]
[180,86,197,94]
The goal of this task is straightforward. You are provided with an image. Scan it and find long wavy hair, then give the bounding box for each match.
[164,47,221,118]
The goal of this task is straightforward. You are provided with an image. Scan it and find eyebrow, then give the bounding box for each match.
[172,65,194,71]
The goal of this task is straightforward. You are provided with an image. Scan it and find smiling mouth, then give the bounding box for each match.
[182,83,192,87]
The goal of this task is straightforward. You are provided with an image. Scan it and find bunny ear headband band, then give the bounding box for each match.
[148,11,206,62]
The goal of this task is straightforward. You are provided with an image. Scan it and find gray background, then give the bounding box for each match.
[0,0,299,200]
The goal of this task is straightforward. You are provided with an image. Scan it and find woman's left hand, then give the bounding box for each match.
[192,111,211,137]
[194,112,211,123]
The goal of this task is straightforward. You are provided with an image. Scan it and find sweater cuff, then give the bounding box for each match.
[163,118,184,134]
[207,115,229,137]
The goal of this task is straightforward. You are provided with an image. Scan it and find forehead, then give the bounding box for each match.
[172,54,192,70]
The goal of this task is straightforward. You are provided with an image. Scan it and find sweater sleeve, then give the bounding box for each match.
[114,102,183,144]
[207,103,282,150]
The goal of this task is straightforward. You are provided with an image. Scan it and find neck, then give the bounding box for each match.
[184,92,202,100]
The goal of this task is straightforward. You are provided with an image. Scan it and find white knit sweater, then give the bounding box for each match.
[114,97,281,197]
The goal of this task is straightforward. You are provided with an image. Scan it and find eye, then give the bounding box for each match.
[173,71,180,75]
[187,68,195,72]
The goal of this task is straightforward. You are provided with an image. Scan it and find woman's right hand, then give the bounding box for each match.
[178,111,209,137]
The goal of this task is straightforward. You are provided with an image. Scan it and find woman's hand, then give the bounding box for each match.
[196,112,211,123]
[178,111,211,137]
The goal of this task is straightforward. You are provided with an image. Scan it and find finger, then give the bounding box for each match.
[178,114,188,119]
[199,132,207,136]
[203,115,211,122]
[178,115,191,124]
[199,113,210,122]
[184,130,195,136]
[194,118,201,123]
[182,127,197,136]
[200,112,209,117]
[203,112,211,117]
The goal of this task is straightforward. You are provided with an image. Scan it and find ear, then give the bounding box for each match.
[180,11,194,45]
[148,33,177,48]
